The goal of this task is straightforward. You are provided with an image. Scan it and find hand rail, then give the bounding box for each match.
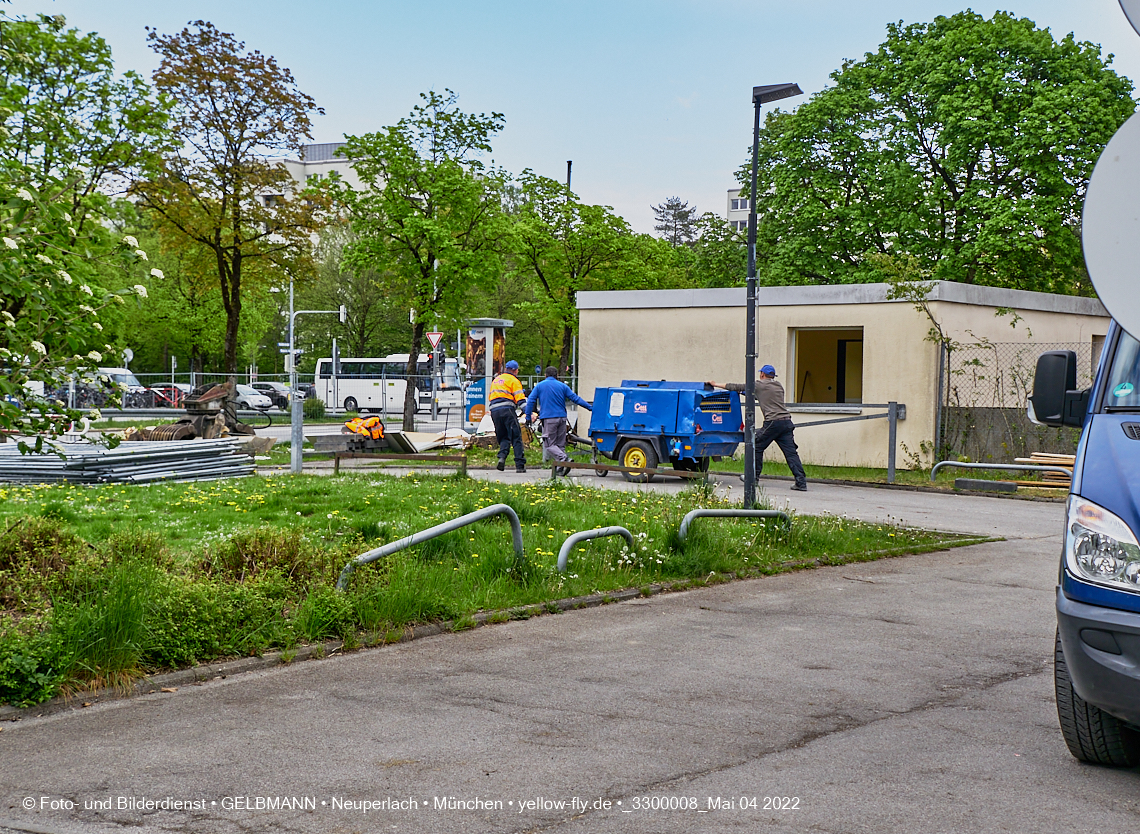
[336,503,523,590]
[677,509,790,544]
[557,527,635,572]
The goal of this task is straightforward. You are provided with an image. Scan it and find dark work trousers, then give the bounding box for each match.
[755,417,807,488]
[491,407,526,467]
[540,418,570,463]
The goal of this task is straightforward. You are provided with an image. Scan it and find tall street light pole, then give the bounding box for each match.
[744,83,803,508]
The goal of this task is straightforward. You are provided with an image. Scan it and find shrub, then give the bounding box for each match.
[0,625,64,706]
[0,516,85,611]
[303,397,325,419]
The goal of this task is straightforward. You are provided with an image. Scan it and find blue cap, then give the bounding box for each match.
[505,360,519,371]
[760,364,777,377]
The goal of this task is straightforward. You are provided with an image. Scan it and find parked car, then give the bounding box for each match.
[234,384,273,410]
[251,381,291,409]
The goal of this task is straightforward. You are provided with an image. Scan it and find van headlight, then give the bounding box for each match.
[1066,496,1140,592]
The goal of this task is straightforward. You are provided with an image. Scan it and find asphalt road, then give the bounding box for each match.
[2,484,1137,834]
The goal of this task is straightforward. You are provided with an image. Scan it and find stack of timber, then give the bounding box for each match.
[1013,453,1074,489]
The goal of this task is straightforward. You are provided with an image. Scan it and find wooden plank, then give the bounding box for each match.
[333,451,467,476]
[559,460,708,480]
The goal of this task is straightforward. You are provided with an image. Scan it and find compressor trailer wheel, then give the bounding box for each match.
[619,440,658,483]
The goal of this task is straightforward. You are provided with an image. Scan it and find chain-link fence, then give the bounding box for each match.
[939,341,1090,462]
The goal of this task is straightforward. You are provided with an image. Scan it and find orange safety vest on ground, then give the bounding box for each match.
[345,415,384,440]
[488,372,525,409]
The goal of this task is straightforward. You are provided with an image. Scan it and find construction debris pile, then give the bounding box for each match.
[0,438,255,484]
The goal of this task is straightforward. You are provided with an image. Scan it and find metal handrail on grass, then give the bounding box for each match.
[335,503,523,590]
[677,509,790,544]
[557,527,634,573]
[929,461,1073,482]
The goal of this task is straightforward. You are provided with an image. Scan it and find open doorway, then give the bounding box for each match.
[793,328,863,404]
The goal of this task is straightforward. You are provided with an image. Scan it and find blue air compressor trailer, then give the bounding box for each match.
[588,380,744,481]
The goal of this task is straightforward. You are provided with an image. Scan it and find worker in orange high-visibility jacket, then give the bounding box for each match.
[489,360,527,472]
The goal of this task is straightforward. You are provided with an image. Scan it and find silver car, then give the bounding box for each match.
[235,384,273,410]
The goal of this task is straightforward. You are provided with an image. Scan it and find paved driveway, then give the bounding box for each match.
[2,483,1137,834]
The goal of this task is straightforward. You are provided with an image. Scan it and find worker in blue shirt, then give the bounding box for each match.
[525,367,592,476]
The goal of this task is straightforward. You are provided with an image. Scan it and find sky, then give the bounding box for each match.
[13,0,1140,233]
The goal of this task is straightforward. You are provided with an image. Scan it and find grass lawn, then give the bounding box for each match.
[0,471,987,708]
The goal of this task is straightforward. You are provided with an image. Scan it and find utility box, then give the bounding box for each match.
[589,380,744,479]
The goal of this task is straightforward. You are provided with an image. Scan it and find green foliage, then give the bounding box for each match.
[742,10,1135,293]
[302,396,325,420]
[51,557,155,685]
[0,11,167,440]
[294,586,353,641]
[0,626,64,706]
[135,20,324,375]
[0,516,84,610]
[338,90,510,429]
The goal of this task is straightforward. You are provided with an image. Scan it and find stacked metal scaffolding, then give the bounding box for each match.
[0,439,255,484]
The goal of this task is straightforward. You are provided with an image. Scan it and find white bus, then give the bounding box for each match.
[314,354,463,413]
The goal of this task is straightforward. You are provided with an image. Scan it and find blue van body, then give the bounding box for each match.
[1040,320,1140,762]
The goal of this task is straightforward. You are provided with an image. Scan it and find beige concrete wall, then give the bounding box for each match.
[577,286,1109,470]
[758,303,938,469]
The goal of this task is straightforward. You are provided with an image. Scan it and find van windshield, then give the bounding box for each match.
[1104,329,1140,410]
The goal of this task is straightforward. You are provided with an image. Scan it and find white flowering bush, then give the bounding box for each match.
[0,11,168,450]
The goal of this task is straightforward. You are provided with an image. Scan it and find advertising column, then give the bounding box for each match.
[464,318,513,424]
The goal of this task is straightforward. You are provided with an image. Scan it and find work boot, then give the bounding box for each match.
[496,459,505,472]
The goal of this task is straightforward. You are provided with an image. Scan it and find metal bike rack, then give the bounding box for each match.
[677,509,790,544]
[557,526,635,573]
[336,503,523,590]
[929,461,1073,482]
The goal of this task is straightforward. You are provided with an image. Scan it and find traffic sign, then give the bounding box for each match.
[426,331,444,349]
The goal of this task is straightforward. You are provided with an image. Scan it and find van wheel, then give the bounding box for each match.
[1055,629,1140,766]
[343,397,358,412]
[619,440,657,483]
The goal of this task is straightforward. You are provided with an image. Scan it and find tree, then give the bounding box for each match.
[680,213,747,287]
[134,20,323,378]
[651,196,699,247]
[513,171,632,370]
[742,11,1135,293]
[339,90,511,429]
[0,10,164,445]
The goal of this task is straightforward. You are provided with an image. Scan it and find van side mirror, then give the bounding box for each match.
[1029,350,1088,428]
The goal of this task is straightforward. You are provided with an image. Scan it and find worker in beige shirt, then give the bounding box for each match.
[707,364,807,491]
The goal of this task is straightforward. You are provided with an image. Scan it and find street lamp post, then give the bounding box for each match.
[744,83,803,508]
